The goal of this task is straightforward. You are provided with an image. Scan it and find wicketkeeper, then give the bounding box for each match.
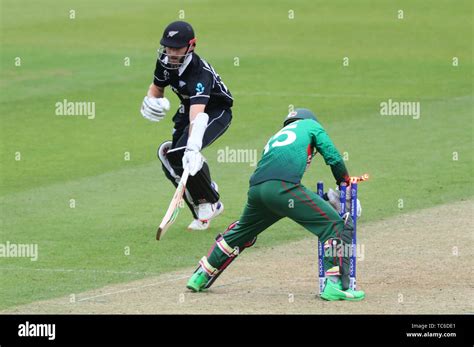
[141,21,232,230]
[186,108,365,301]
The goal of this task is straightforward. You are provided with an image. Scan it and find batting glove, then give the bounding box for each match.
[182,147,204,176]
[140,96,170,122]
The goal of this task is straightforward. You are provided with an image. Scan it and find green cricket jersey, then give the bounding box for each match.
[249,119,346,186]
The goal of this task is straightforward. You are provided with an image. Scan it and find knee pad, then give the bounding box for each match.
[325,217,354,290]
[222,220,257,248]
[166,147,185,171]
[158,141,197,209]
[195,235,238,286]
[158,141,178,180]
[186,162,220,204]
[195,221,257,289]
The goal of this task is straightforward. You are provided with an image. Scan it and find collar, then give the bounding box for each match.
[178,53,193,76]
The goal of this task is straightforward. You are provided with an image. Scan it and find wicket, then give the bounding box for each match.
[317,180,359,293]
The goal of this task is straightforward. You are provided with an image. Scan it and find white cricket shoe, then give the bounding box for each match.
[197,201,224,221]
[187,181,222,229]
[187,219,210,231]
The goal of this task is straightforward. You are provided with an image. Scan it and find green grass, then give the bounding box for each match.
[0,0,472,309]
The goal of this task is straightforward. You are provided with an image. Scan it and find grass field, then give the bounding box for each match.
[0,0,472,310]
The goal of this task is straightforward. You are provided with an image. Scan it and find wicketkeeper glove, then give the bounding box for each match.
[327,187,362,218]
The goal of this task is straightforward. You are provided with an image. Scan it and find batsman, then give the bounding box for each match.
[186,108,366,301]
[141,21,231,231]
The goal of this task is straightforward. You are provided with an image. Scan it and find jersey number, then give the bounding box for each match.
[263,123,298,155]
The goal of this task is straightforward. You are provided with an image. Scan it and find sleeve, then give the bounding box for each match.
[189,68,213,106]
[310,123,350,185]
[152,59,169,88]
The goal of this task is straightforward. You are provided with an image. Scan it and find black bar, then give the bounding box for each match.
[0,314,472,345]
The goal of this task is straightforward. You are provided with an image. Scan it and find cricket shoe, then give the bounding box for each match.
[320,277,365,301]
[187,219,210,231]
[197,201,224,221]
[188,181,222,230]
[196,181,224,221]
[186,268,210,292]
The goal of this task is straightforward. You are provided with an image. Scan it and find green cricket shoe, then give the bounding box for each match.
[186,269,209,292]
[320,278,365,301]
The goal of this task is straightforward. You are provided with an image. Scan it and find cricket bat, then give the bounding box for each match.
[156,169,190,240]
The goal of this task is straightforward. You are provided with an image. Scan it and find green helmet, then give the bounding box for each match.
[283,108,318,126]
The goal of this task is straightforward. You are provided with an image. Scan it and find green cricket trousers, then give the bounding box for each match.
[207,179,347,273]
